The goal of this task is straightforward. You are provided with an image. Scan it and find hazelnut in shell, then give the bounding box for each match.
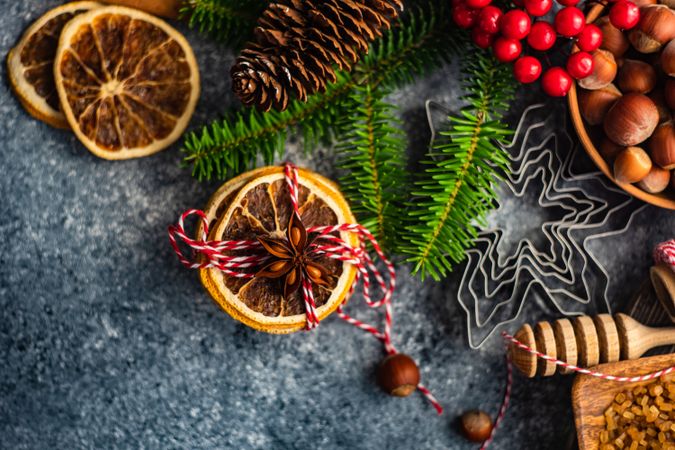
[578,84,622,126]
[649,89,671,123]
[649,121,675,169]
[614,146,653,183]
[666,79,675,110]
[671,171,675,190]
[599,137,625,162]
[628,5,675,54]
[460,410,494,442]
[597,16,630,57]
[617,59,657,94]
[104,0,181,18]
[663,39,675,77]
[604,93,659,146]
[578,49,618,90]
[376,353,420,397]
[637,165,672,193]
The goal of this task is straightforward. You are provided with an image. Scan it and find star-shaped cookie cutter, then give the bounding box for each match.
[425,101,647,348]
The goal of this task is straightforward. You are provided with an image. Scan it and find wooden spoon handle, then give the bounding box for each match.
[651,264,675,323]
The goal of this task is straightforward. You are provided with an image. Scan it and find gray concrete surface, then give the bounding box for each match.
[1,2,673,449]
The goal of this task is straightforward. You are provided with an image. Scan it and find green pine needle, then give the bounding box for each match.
[336,84,408,250]
[180,0,267,46]
[182,4,458,181]
[183,72,356,180]
[401,48,516,281]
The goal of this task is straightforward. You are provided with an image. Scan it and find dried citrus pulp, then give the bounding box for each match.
[199,166,360,334]
[7,2,102,129]
[53,6,200,159]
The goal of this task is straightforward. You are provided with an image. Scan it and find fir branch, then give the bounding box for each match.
[356,5,458,91]
[181,0,267,46]
[183,72,356,180]
[182,4,458,181]
[336,84,408,250]
[401,49,516,281]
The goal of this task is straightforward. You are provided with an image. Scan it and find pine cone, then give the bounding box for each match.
[231,0,404,112]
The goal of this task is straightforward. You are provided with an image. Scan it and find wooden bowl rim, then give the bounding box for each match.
[567,3,675,210]
[572,353,675,450]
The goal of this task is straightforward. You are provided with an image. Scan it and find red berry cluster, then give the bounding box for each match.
[452,0,641,97]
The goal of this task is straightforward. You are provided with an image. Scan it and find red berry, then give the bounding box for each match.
[452,0,464,6]
[576,24,603,52]
[524,0,552,17]
[609,1,640,30]
[566,51,594,79]
[466,0,492,8]
[472,28,495,49]
[492,37,522,62]
[554,7,586,37]
[514,56,543,83]
[541,67,573,97]
[527,21,557,51]
[500,10,532,40]
[477,6,503,34]
[557,0,579,6]
[452,4,479,29]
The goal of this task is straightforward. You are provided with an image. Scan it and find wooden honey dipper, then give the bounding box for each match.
[510,313,675,377]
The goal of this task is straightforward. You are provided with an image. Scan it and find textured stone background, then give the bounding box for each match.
[1,2,673,449]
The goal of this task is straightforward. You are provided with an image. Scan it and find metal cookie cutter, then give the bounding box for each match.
[425,101,647,349]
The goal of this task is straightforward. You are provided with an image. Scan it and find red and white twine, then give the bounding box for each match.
[654,239,675,273]
[484,239,675,449]
[170,167,675,446]
[169,163,442,414]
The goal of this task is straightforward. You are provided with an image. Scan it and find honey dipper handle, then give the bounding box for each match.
[646,326,675,349]
[615,313,675,360]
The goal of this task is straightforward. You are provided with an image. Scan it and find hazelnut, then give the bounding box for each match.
[671,170,675,190]
[604,93,660,146]
[649,89,671,123]
[666,78,675,110]
[628,5,675,54]
[578,84,622,125]
[650,121,675,169]
[460,410,494,442]
[578,49,618,90]
[376,353,420,397]
[617,59,657,94]
[599,137,625,162]
[597,16,630,57]
[662,39,675,77]
[614,146,653,183]
[637,165,672,192]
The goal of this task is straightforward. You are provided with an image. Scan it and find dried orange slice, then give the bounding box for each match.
[199,166,359,334]
[54,6,200,160]
[7,2,101,129]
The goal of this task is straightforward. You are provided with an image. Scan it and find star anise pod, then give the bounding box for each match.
[256,212,332,299]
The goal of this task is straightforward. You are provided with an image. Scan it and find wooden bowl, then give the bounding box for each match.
[567,4,675,210]
[571,353,675,450]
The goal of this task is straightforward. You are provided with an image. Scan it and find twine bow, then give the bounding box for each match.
[169,163,442,414]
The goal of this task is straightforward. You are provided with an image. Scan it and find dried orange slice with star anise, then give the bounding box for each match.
[7,2,102,129]
[53,6,200,159]
[198,166,359,334]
